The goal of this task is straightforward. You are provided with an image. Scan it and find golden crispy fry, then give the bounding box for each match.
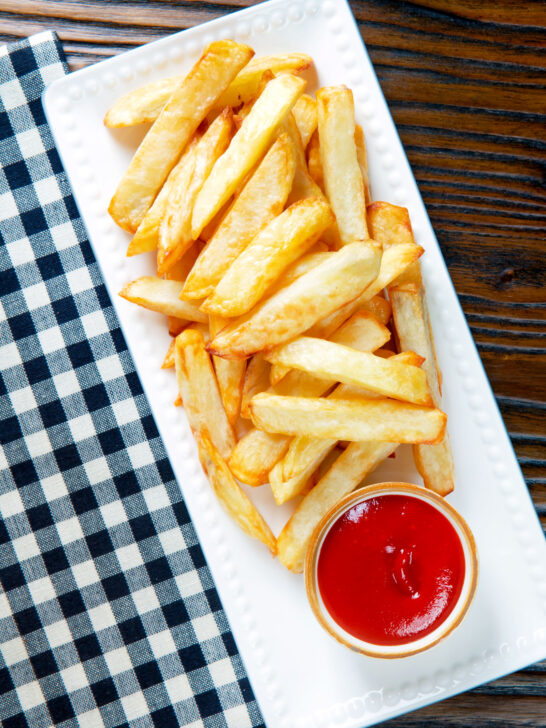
[228,428,289,486]
[302,242,420,341]
[280,112,319,201]
[367,201,422,287]
[266,337,432,406]
[209,315,246,425]
[317,86,368,243]
[307,129,324,192]
[354,124,371,206]
[104,75,186,128]
[250,394,446,444]
[270,307,390,386]
[277,440,398,572]
[269,350,422,503]
[104,54,312,128]
[362,294,391,326]
[158,109,234,274]
[208,241,381,359]
[162,338,176,369]
[182,134,295,299]
[119,277,207,322]
[126,136,200,257]
[168,317,188,337]
[292,95,318,149]
[162,322,210,368]
[270,248,331,292]
[191,74,306,238]
[240,354,271,420]
[390,284,454,495]
[269,293,392,385]
[174,329,235,459]
[164,243,203,282]
[202,197,334,317]
[109,41,253,232]
[197,431,276,554]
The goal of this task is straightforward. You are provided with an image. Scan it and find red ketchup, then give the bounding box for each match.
[317,494,465,646]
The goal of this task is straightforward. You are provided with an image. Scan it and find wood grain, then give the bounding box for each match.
[0,1,544,725]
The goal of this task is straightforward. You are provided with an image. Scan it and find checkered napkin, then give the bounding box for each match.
[0,31,264,728]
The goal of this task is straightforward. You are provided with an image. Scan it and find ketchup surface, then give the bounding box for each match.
[317,494,465,646]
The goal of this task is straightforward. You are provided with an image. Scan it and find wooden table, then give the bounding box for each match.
[1,0,544,725]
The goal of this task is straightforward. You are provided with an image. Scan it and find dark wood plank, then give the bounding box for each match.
[0,0,544,725]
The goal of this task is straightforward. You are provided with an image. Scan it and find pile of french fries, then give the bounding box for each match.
[107,40,454,573]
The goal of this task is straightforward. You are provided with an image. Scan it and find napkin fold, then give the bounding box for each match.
[0,31,263,728]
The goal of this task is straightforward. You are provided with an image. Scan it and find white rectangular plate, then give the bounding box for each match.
[43,1,546,726]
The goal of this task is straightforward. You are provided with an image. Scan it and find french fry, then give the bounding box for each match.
[119,277,207,322]
[126,135,200,257]
[281,112,325,209]
[228,428,290,486]
[174,329,235,458]
[158,109,234,274]
[307,129,324,192]
[317,86,368,243]
[182,134,295,299]
[208,241,381,359]
[303,242,420,342]
[202,197,334,317]
[292,95,318,149]
[240,354,271,420]
[266,337,432,406]
[197,431,276,554]
[390,285,454,495]
[269,351,420,504]
[249,394,446,444]
[367,201,421,287]
[104,53,312,128]
[209,315,246,425]
[162,321,210,368]
[277,440,398,572]
[162,338,176,369]
[354,124,371,206]
[269,293,393,385]
[168,318,188,337]
[164,243,203,282]
[191,74,306,238]
[109,41,254,232]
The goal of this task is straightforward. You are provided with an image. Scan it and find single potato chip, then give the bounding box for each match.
[119,277,207,322]
[174,329,235,459]
[182,134,295,300]
[208,241,381,359]
[109,41,253,232]
[202,197,334,317]
[191,73,306,239]
[277,440,398,572]
[249,394,446,444]
[198,431,276,554]
[317,86,368,243]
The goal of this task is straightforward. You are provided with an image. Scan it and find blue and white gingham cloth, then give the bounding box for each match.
[0,31,264,728]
